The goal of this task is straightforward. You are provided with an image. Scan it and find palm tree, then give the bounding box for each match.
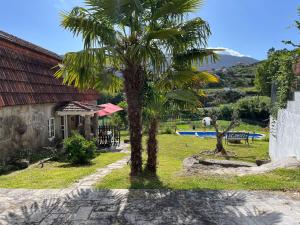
[144,67,219,175]
[55,0,215,176]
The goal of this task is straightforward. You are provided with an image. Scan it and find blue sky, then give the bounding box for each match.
[0,0,299,60]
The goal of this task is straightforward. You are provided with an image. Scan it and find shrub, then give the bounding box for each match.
[117,101,128,129]
[235,96,271,123]
[201,96,271,124]
[111,113,123,127]
[218,104,235,120]
[63,133,96,164]
[161,126,175,134]
[206,89,244,107]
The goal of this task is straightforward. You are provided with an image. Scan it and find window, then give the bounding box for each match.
[48,118,55,139]
[61,116,65,139]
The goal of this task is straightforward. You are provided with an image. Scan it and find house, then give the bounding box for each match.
[0,31,100,165]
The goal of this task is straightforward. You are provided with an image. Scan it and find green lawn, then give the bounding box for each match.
[96,134,300,191]
[0,152,126,189]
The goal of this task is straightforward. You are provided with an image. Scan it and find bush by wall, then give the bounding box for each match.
[199,96,271,124]
[235,96,271,122]
[63,133,96,164]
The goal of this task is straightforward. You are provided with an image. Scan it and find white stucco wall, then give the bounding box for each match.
[269,99,300,161]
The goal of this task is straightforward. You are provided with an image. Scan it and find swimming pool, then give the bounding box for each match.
[177,131,264,139]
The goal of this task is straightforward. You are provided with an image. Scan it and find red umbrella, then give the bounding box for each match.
[97,103,123,117]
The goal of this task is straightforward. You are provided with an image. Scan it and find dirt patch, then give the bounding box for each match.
[183,156,300,176]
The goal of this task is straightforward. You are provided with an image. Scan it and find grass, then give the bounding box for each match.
[96,134,300,191]
[0,152,126,189]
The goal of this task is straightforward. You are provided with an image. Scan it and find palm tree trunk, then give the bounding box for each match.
[146,118,158,175]
[123,64,144,176]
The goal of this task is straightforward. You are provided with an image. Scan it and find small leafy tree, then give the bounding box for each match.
[210,111,240,156]
[235,96,271,123]
[255,49,298,115]
[256,7,300,115]
[64,133,96,164]
[254,48,277,96]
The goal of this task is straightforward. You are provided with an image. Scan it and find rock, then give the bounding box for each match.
[256,159,271,166]
[183,155,256,170]
[14,159,29,169]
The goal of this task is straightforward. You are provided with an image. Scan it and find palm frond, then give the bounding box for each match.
[55,48,120,91]
[166,89,200,105]
[158,69,218,90]
[131,44,168,73]
[144,28,183,42]
[193,71,219,83]
[174,48,219,67]
[94,72,123,93]
[152,0,203,20]
[85,0,145,27]
[61,7,116,48]
[176,17,211,49]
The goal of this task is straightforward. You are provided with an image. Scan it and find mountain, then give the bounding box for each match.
[200,54,259,71]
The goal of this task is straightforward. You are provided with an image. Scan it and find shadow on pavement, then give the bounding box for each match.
[1,187,284,225]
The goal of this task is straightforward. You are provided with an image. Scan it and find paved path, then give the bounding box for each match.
[72,143,130,189]
[73,156,130,189]
[1,188,300,225]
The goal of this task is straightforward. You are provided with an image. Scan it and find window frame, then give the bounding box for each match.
[48,117,55,140]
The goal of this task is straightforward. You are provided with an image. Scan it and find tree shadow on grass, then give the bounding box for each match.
[1,187,288,225]
[128,171,169,189]
[57,162,96,169]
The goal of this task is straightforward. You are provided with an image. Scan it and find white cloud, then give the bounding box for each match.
[211,47,251,57]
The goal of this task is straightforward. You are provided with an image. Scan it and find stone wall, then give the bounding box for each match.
[0,103,60,164]
[269,92,300,161]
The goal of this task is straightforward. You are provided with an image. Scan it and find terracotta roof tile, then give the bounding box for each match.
[0,31,99,107]
[0,31,61,60]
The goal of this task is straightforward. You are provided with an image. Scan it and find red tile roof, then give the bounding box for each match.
[0,31,99,107]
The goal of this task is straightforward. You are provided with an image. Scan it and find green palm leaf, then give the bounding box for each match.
[152,0,203,20]
[61,7,116,48]
[166,89,200,105]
